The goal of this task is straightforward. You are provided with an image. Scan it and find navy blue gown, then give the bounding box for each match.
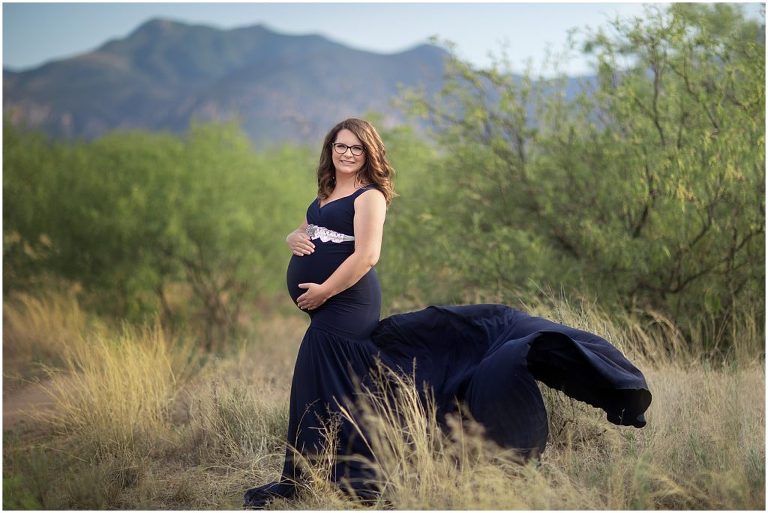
[243,186,652,508]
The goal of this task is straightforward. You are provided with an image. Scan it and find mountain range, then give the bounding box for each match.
[4,18,598,146]
[4,18,453,146]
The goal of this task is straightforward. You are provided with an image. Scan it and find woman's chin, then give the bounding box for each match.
[335,166,361,176]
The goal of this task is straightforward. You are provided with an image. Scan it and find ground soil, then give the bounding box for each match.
[3,376,58,432]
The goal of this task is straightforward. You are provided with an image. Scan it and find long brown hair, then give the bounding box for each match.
[317,118,396,206]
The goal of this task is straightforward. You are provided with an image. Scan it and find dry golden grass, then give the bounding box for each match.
[2,290,764,509]
[316,356,764,510]
[3,290,90,382]
[42,322,197,461]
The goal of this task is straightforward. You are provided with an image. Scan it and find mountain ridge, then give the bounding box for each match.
[4,17,595,146]
[4,17,453,145]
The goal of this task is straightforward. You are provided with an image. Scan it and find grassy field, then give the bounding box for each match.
[3,290,765,509]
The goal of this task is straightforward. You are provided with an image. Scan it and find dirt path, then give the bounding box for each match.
[3,378,58,431]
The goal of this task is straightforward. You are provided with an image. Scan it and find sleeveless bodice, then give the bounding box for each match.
[306,186,373,237]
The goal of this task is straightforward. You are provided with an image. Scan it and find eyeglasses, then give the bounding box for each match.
[331,143,365,156]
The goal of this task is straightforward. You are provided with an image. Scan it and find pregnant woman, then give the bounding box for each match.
[243,118,652,509]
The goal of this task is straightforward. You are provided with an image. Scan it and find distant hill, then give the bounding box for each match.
[3,18,449,146]
[4,18,595,146]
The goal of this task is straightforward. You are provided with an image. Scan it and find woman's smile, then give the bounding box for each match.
[332,128,366,175]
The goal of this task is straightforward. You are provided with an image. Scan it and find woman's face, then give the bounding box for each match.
[331,128,366,180]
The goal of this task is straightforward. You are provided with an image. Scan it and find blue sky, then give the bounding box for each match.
[2,2,764,76]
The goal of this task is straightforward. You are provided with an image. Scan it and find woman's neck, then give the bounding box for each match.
[334,174,367,191]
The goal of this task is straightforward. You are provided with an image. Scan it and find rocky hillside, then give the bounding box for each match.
[4,18,448,146]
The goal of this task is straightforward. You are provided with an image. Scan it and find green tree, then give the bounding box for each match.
[3,123,62,292]
[3,121,317,350]
[400,3,764,353]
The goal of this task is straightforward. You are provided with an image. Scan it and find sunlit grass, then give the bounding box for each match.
[42,322,194,461]
[313,356,764,510]
[3,290,90,380]
[2,290,764,509]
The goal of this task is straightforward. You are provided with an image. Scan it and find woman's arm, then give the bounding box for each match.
[286,219,314,256]
[296,190,386,310]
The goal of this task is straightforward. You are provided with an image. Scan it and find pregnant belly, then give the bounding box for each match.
[286,244,352,303]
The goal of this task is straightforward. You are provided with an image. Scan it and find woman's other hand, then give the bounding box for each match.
[287,228,315,256]
[296,283,329,310]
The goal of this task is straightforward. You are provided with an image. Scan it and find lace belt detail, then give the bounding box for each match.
[306,224,355,243]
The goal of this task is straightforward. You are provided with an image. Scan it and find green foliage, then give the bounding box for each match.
[4,4,763,356]
[3,473,43,510]
[4,121,316,348]
[396,3,764,352]
[3,125,61,290]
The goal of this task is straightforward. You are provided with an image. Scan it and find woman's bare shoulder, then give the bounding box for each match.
[356,187,385,204]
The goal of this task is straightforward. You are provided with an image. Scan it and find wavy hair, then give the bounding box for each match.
[316,118,396,206]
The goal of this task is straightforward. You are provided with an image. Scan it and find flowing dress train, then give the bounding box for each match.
[243,187,652,508]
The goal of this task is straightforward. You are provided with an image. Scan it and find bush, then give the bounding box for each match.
[395,3,765,355]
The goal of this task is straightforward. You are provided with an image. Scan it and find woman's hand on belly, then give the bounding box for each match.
[287,229,315,256]
[296,282,331,310]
